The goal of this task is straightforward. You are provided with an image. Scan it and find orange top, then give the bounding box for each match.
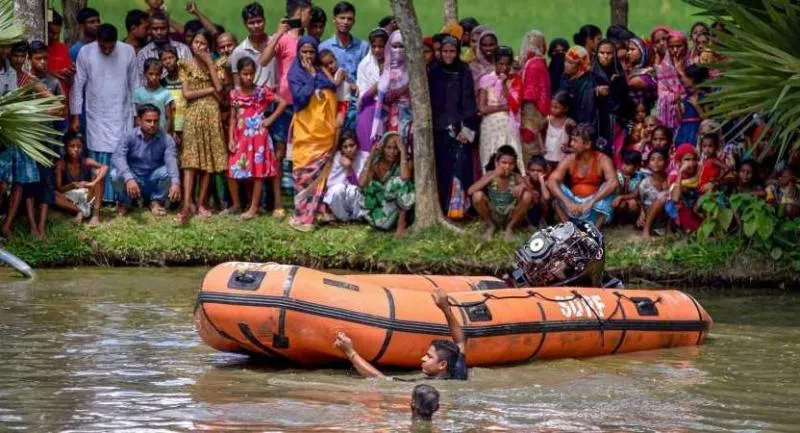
[570,151,602,197]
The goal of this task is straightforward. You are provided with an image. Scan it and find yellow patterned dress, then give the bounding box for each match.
[178,59,227,173]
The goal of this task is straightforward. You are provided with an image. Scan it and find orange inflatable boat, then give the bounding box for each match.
[195,262,712,367]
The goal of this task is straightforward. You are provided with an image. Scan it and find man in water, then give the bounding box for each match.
[333,288,468,380]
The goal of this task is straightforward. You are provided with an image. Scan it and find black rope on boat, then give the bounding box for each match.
[571,289,605,347]
[444,290,582,307]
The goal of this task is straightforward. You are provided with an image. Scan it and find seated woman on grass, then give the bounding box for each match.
[358,132,415,238]
[468,145,534,241]
[665,144,704,233]
[54,132,108,227]
[547,123,619,228]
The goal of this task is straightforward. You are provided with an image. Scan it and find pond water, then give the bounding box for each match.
[1,268,799,432]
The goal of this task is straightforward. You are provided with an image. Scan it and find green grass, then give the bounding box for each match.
[3,210,796,287]
[74,0,701,51]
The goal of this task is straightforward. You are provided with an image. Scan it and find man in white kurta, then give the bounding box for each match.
[70,24,136,203]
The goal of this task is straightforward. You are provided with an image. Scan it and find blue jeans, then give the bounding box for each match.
[111,166,171,206]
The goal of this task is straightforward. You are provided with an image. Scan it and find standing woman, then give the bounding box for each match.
[370,30,412,149]
[592,39,628,159]
[559,46,597,134]
[355,28,389,153]
[547,38,569,95]
[429,36,478,219]
[656,31,688,131]
[287,36,338,232]
[573,25,603,59]
[626,37,657,111]
[465,25,488,65]
[650,26,671,67]
[469,29,498,91]
[178,29,227,224]
[519,30,551,162]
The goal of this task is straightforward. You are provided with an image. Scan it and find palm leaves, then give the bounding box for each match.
[0,0,64,165]
[686,0,800,159]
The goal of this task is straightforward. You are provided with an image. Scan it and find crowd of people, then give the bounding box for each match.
[1,0,798,243]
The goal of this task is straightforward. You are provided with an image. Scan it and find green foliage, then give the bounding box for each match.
[698,192,800,271]
[686,0,800,159]
[0,0,65,165]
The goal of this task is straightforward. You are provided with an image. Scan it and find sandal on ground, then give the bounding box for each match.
[289,218,314,233]
[238,211,259,221]
[219,207,242,216]
[197,207,214,218]
[150,203,167,217]
[272,208,286,219]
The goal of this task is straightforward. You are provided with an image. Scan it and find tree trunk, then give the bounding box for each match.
[610,0,629,28]
[13,0,46,41]
[390,0,443,230]
[443,0,458,25]
[63,0,87,45]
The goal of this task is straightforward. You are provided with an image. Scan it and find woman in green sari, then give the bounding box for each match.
[358,132,415,237]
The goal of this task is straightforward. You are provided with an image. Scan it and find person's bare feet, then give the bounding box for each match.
[2,225,12,240]
[482,224,496,241]
[504,230,516,242]
[219,206,241,216]
[117,205,130,217]
[394,225,407,239]
[30,227,43,241]
[73,213,84,225]
[87,216,101,227]
[150,202,167,216]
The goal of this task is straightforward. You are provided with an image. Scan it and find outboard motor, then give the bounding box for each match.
[509,220,619,288]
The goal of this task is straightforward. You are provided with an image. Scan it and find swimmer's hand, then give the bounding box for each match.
[334,331,355,357]
[432,288,450,311]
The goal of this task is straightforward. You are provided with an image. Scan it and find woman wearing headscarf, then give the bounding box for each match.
[626,37,657,110]
[287,36,338,232]
[355,28,389,153]
[519,30,551,160]
[370,30,412,149]
[592,39,628,157]
[464,25,488,64]
[547,38,569,95]
[429,36,478,219]
[656,31,687,130]
[559,46,597,134]
[469,29,498,92]
[650,25,671,66]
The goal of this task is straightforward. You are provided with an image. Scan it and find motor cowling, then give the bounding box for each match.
[509,220,606,288]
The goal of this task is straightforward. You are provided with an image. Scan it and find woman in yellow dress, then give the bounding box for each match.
[178,28,227,224]
[287,36,338,232]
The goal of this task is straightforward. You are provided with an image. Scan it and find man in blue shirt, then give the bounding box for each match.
[69,7,101,61]
[318,1,368,81]
[111,104,181,216]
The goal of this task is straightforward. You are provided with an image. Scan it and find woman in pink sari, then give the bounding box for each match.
[656,31,687,131]
[469,29,498,92]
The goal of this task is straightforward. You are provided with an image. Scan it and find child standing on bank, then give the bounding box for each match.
[55,132,107,226]
[612,151,645,223]
[543,91,574,172]
[319,49,357,132]
[226,57,288,220]
[133,58,174,134]
[160,47,186,148]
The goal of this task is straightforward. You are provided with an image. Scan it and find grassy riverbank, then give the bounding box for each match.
[2,210,796,288]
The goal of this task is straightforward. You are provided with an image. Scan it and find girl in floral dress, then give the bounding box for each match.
[227,57,288,220]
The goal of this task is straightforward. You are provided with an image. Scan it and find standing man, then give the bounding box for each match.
[259,0,312,214]
[69,8,101,61]
[307,6,327,42]
[124,10,150,55]
[319,1,368,81]
[70,24,136,205]
[230,3,275,89]
[135,11,192,86]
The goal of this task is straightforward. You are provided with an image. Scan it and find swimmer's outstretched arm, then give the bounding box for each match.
[433,289,466,354]
[334,331,387,379]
